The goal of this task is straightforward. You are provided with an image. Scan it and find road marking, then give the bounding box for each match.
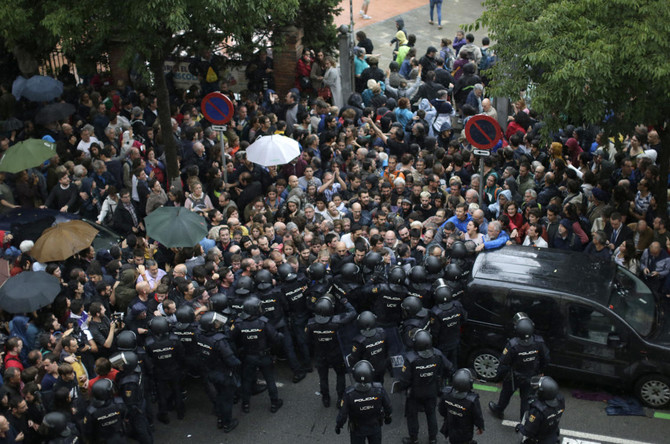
[653,411,670,420]
[473,383,499,392]
[501,420,655,444]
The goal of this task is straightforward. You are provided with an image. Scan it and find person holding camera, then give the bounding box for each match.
[88,302,123,358]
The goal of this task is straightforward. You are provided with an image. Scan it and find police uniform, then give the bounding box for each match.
[493,335,550,420]
[518,394,565,444]
[365,281,407,327]
[407,281,433,308]
[336,383,392,444]
[332,275,366,311]
[350,328,389,383]
[84,397,127,444]
[172,320,199,377]
[117,365,153,444]
[438,386,484,444]
[397,349,454,443]
[196,324,241,429]
[399,311,431,349]
[306,301,357,405]
[430,300,467,365]
[145,330,185,421]
[283,272,312,371]
[230,314,283,409]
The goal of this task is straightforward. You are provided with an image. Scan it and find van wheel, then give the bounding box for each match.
[635,374,670,408]
[469,349,500,381]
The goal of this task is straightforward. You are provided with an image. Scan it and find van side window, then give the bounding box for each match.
[468,286,506,323]
[509,294,560,335]
[568,305,614,344]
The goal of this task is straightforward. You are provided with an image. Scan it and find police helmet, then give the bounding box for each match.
[41,412,71,438]
[444,263,463,281]
[149,316,169,337]
[413,330,434,358]
[532,376,559,403]
[314,297,335,324]
[255,269,273,291]
[352,360,375,383]
[200,311,228,332]
[210,293,230,313]
[409,265,427,283]
[451,368,474,399]
[401,296,425,319]
[308,262,326,281]
[277,263,297,282]
[388,266,406,285]
[91,378,114,402]
[450,241,467,259]
[116,330,137,351]
[341,263,360,282]
[176,304,195,324]
[463,240,477,254]
[432,278,449,293]
[110,351,138,372]
[434,285,454,309]
[235,275,255,296]
[513,312,535,339]
[357,311,377,337]
[363,251,383,269]
[242,296,263,319]
[425,256,442,274]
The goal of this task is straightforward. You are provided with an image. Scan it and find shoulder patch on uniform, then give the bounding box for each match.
[83,417,87,424]
[502,348,508,355]
[401,365,407,373]
[230,324,235,330]
[340,398,344,408]
[529,414,536,422]
[125,390,132,398]
[372,287,379,293]
[352,345,357,352]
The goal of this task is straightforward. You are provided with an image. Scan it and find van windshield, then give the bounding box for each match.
[609,267,655,337]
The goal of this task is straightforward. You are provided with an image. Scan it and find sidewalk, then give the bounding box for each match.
[333,0,487,69]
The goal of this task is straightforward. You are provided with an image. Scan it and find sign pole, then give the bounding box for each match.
[220,128,227,184]
[478,157,485,209]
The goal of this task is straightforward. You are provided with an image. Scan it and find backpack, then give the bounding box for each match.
[478,48,495,71]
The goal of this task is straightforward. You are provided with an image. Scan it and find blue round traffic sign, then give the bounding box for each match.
[464,115,503,150]
[201,92,235,125]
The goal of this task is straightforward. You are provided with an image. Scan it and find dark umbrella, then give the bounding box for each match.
[35,103,76,125]
[0,118,23,132]
[0,271,60,313]
[21,75,63,102]
[144,206,208,248]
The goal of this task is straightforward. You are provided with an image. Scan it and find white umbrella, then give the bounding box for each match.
[246,134,300,166]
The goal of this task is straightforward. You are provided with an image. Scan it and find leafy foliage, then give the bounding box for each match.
[291,0,342,54]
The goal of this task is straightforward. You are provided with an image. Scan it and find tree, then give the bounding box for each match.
[292,0,342,54]
[35,0,298,184]
[473,0,670,212]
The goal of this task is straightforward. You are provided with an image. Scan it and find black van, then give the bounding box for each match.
[460,245,670,408]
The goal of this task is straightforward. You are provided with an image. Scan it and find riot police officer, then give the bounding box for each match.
[196,311,241,432]
[489,313,550,420]
[111,351,153,444]
[425,256,444,282]
[39,412,80,444]
[306,294,357,407]
[444,263,466,298]
[231,296,284,413]
[305,262,333,310]
[145,316,185,423]
[407,265,432,308]
[517,376,565,444]
[84,379,127,443]
[365,265,408,327]
[230,275,255,315]
[438,368,485,444]
[396,330,454,444]
[278,263,312,372]
[332,263,365,311]
[116,329,154,427]
[173,305,200,379]
[349,311,389,383]
[399,295,431,349]
[335,360,392,444]
[430,284,467,366]
[362,251,386,284]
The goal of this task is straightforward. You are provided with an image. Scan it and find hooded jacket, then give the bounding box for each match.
[114,268,138,314]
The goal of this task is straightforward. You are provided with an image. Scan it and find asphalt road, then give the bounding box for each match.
[151,359,670,444]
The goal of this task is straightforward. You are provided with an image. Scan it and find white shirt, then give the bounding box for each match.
[522,235,548,248]
[77,136,100,157]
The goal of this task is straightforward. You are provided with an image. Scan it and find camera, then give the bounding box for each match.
[111,312,125,323]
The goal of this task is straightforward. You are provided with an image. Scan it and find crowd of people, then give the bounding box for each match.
[0,17,666,443]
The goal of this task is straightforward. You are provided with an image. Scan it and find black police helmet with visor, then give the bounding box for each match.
[308,262,326,281]
[277,263,297,282]
[409,265,427,283]
[110,351,139,372]
[388,265,406,285]
[149,316,170,337]
[450,241,468,259]
[176,304,195,324]
[41,412,71,438]
[451,368,475,399]
[200,311,228,332]
[314,296,335,324]
[210,293,232,314]
[425,256,442,275]
[434,285,454,310]
[353,359,375,391]
[116,330,137,351]
[340,263,360,282]
[91,378,114,402]
[444,262,464,281]
[513,312,535,343]
[255,269,273,291]
[413,329,434,358]
[235,275,254,296]
[357,310,377,337]
[241,296,263,320]
[531,375,560,406]
[401,296,427,319]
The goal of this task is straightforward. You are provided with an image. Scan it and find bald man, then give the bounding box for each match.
[481,98,497,120]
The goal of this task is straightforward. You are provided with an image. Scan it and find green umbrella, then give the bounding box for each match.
[0,138,56,173]
[144,206,208,248]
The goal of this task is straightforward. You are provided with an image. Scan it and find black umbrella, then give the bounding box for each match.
[0,118,23,132]
[35,103,76,125]
[0,271,61,313]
